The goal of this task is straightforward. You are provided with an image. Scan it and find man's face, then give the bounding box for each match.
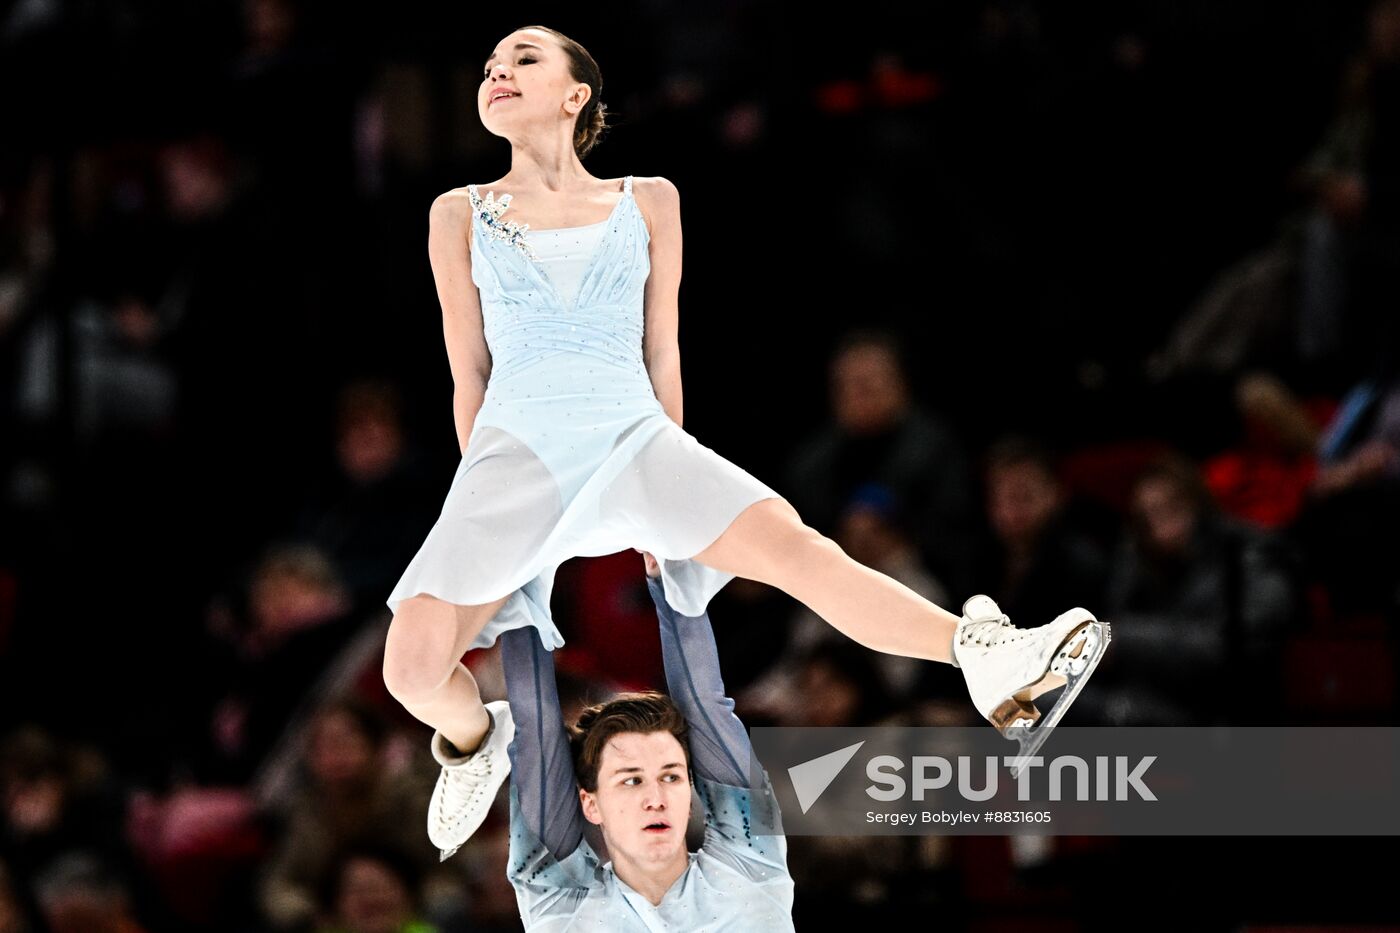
[831,345,907,434]
[988,461,1061,547]
[1132,477,1197,557]
[579,731,691,867]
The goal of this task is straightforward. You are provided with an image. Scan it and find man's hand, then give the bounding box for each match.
[634,548,661,578]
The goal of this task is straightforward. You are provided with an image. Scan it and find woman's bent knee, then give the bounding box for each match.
[382,596,460,704]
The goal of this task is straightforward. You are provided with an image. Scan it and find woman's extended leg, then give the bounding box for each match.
[691,496,1109,770]
[691,497,960,663]
[382,592,512,754]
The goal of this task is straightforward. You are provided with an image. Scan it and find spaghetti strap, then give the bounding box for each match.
[623,175,633,194]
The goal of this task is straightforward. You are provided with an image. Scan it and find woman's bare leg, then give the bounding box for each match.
[690,497,960,663]
[382,592,512,754]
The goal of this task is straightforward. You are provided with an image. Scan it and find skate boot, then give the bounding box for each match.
[952,596,1110,778]
[427,700,514,862]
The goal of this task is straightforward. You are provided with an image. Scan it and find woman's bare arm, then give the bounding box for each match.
[638,176,683,428]
[428,190,493,456]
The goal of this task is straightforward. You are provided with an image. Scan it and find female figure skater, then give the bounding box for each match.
[380,25,1111,861]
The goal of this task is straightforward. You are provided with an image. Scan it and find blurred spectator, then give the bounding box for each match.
[449,810,520,933]
[293,379,441,613]
[756,640,913,921]
[13,269,177,453]
[784,328,977,592]
[0,857,40,933]
[970,436,1109,629]
[1089,456,1297,725]
[1293,0,1400,381]
[191,543,360,786]
[0,727,133,894]
[1291,357,1400,619]
[746,608,973,735]
[830,483,951,698]
[123,783,265,927]
[1313,363,1400,490]
[784,640,896,728]
[158,129,321,576]
[1202,373,1322,529]
[1148,0,1400,391]
[31,851,151,933]
[228,0,359,209]
[258,698,450,931]
[316,842,438,933]
[0,160,53,343]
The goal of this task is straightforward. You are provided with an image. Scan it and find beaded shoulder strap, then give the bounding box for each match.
[623,175,633,194]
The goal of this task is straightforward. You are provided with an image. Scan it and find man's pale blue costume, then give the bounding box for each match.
[499,575,795,931]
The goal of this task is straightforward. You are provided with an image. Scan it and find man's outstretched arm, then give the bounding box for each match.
[647,572,751,788]
[647,565,789,884]
[498,626,586,861]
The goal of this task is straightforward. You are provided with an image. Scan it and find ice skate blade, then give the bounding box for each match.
[989,620,1092,727]
[439,843,462,862]
[998,620,1112,779]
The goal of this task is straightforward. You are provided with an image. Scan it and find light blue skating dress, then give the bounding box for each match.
[386,175,782,650]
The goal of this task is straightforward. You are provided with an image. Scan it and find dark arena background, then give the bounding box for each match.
[2,1,1399,930]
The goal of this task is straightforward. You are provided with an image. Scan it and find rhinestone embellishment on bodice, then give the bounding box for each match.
[471,188,540,262]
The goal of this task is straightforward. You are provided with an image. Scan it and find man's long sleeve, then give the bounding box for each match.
[499,626,586,861]
[648,574,751,788]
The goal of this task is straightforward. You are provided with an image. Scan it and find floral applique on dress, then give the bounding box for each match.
[471,187,540,263]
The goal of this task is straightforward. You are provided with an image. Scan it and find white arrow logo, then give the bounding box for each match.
[787,741,865,814]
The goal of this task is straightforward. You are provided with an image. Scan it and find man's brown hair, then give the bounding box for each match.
[568,691,690,792]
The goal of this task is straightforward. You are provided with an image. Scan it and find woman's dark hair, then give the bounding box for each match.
[984,435,1061,483]
[516,25,610,158]
[831,326,910,380]
[317,839,423,912]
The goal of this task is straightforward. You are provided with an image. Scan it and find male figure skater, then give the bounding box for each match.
[494,550,794,930]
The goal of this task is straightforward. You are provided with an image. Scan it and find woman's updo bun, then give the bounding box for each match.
[517,25,611,159]
[576,98,609,159]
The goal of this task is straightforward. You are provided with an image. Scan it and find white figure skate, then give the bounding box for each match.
[427,700,515,862]
[952,596,1110,778]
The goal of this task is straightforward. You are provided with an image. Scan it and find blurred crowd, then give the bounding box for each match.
[2,0,1399,930]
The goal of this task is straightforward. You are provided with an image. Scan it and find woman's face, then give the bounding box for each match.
[308,711,376,787]
[796,661,860,727]
[335,857,413,933]
[1132,477,1198,557]
[479,29,587,142]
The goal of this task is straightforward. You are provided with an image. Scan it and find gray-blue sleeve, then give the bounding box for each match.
[498,625,585,862]
[648,574,752,788]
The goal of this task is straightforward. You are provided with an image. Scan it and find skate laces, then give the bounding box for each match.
[447,748,496,793]
[436,750,498,828]
[959,612,1033,648]
[439,739,501,801]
